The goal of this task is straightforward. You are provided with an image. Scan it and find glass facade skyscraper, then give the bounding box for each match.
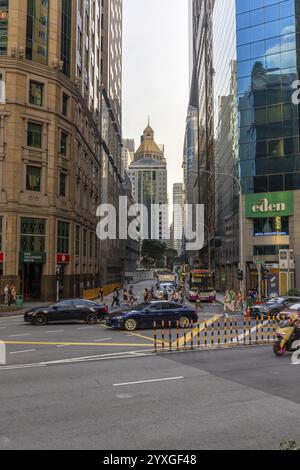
[236,0,300,194]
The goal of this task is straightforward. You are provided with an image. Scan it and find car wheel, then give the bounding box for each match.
[179,316,190,329]
[34,314,47,326]
[124,318,138,332]
[86,313,98,325]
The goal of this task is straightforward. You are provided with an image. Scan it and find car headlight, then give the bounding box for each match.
[112,316,124,321]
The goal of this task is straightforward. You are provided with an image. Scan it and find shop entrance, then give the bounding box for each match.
[21,263,43,300]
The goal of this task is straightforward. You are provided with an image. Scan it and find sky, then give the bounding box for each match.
[122,0,189,201]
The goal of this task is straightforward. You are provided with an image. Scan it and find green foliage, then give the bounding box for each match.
[287,289,300,297]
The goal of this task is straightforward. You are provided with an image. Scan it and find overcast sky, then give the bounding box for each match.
[122,0,189,200]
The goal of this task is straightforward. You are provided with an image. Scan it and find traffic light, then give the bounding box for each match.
[262,267,269,281]
[56,266,64,283]
[237,269,244,281]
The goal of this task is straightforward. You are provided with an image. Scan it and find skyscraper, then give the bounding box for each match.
[128,124,168,241]
[236,0,299,294]
[172,183,184,256]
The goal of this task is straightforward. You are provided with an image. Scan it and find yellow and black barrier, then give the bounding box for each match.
[153,315,280,353]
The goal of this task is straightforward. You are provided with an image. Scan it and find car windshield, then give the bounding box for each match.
[266,298,285,305]
[289,304,300,311]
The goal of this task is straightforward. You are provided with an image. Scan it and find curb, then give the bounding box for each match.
[0,309,25,318]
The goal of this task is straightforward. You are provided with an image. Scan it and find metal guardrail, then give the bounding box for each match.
[153,316,280,353]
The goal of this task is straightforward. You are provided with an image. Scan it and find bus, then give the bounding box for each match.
[185,269,216,303]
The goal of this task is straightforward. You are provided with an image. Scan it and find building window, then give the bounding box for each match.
[57,221,69,254]
[59,172,67,197]
[75,225,80,257]
[89,232,93,258]
[0,0,9,55]
[62,93,69,116]
[60,132,68,156]
[29,81,43,106]
[26,166,41,192]
[61,0,72,77]
[26,0,49,64]
[27,122,42,148]
[83,229,87,257]
[20,218,46,253]
[253,245,289,257]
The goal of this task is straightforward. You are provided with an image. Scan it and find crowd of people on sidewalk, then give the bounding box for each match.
[223,288,259,313]
[2,285,17,307]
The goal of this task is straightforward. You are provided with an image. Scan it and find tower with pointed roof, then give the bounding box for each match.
[128,123,168,241]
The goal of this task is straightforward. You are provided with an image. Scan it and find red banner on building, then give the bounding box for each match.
[57,254,70,264]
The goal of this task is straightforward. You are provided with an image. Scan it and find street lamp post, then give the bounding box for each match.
[200,169,245,297]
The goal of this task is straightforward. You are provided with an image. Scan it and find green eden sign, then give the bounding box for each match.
[245,192,294,219]
[20,252,46,264]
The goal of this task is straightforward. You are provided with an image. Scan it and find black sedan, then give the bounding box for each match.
[24,299,109,326]
[250,296,300,318]
[105,301,198,332]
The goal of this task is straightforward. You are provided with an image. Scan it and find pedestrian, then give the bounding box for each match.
[163,287,169,301]
[99,287,104,302]
[3,285,9,306]
[144,288,150,302]
[230,289,237,312]
[123,289,129,304]
[196,291,204,313]
[111,288,120,308]
[237,291,244,311]
[224,290,232,313]
[11,286,17,304]
[7,285,12,307]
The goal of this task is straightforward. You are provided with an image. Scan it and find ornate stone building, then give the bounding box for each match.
[0,0,128,300]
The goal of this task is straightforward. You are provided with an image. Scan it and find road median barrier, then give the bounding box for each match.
[153,315,280,353]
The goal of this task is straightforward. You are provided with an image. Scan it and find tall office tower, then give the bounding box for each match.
[128,124,169,241]
[122,138,135,172]
[0,0,128,300]
[172,183,184,256]
[236,0,299,295]
[213,0,239,291]
[190,0,215,268]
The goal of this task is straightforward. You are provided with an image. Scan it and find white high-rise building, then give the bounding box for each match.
[128,124,168,241]
[173,183,184,255]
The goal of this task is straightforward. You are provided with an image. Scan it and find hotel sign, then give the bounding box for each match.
[245,192,294,218]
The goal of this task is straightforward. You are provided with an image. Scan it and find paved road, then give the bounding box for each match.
[0,280,225,367]
[0,346,299,450]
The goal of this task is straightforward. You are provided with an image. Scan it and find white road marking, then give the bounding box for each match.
[94,338,113,342]
[45,330,65,334]
[77,327,93,330]
[10,350,36,355]
[233,321,268,343]
[8,334,31,338]
[113,376,185,387]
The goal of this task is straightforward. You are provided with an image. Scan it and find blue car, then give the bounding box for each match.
[105,301,198,332]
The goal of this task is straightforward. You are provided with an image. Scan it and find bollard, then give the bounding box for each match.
[224,317,228,345]
[234,318,240,344]
[161,321,165,352]
[218,318,221,347]
[176,321,180,351]
[248,316,252,345]
[197,320,201,350]
[243,317,247,345]
[204,321,208,349]
[256,317,259,344]
[168,321,172,351]
[267,316,271,343]
[230,317,234,345]
[211,321,215,348]
[153,321,157,353]
[183,324,187,350]
[190,321,194,350]
[261,317,265,342]
[272,316,276,340]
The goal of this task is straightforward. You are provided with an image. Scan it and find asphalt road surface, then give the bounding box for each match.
[0,345,299,450]
[0,280,224,367]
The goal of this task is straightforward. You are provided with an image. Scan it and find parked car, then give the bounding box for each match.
[277,303,300,322]
[24,299,109,326]
[105,301,198,331]
[250,296,300,318]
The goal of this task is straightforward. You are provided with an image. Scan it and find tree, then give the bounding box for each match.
[165,248,178,271]
[141,240,167,266]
